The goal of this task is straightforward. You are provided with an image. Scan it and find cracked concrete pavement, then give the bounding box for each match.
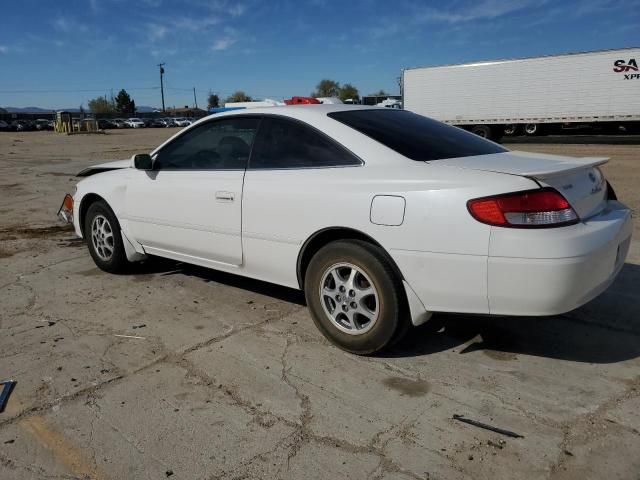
[1,129,639,479]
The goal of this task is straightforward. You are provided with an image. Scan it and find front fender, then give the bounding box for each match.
[73,169,130,238]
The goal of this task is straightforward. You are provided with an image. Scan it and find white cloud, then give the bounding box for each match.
[188,0,247,17]
[150,47,178,58]
[53,16,72,32]
[147,23,168,41]
[419,0,548,23]
[0,45,8,54]
[228,4,246,16]
[172,15,220,30]
[52,15,88,33]
[574,0,640,16]
[211,37,236,51]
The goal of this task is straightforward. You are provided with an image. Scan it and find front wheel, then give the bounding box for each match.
[84,200,130,273]
[304,240,408,355]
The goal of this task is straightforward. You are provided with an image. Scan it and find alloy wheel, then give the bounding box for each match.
[319,262,380,335]
[91,214,114,261]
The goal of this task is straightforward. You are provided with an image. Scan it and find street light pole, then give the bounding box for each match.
[158,63,166,112]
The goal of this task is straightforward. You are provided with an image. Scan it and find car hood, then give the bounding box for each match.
[434,151,609,179]
[77,159,130,177]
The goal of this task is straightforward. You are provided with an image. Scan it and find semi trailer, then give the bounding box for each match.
[402,48,640,141]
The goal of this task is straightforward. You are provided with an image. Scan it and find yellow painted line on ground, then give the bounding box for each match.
[20,415,106,480]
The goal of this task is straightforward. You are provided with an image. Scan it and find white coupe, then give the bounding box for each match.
[58,105,632,354]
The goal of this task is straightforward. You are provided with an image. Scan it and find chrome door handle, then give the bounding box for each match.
[215,191,235,202]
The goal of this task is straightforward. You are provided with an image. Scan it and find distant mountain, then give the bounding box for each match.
[2,106,56,113]
[2,105,160,113]
[136,105,161,113]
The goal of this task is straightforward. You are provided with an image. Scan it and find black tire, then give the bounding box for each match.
[524,123,541,136]
[304,240,409,355]
[503,124,518,136]
[84,200,130,273]
[470,125,492,139]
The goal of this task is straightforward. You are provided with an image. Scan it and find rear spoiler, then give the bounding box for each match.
[526,157,609,179]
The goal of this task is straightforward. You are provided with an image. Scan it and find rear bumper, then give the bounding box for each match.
[487,200,632,315]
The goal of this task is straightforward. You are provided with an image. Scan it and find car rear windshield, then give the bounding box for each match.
[328,109,507,161]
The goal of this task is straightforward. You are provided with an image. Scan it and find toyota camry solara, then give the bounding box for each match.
[58,105,632,354]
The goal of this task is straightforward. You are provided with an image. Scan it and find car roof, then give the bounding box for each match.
[199,104,386,123]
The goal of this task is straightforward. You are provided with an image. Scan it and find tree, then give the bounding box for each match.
[207,92,220,109]
[370,89,389,96]
[339,83,359,102]
[312,79,340,98]
[225,91,252,104]
[115,89,136,116]
[88,95,115,114]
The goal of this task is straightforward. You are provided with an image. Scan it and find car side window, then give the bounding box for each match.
[250,117,361,169]
[154,117,260,170]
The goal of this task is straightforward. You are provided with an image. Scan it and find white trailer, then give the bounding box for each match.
[402,48,640,140]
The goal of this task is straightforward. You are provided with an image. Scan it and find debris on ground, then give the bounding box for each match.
[0,380,17,413]
[452,414,524,439]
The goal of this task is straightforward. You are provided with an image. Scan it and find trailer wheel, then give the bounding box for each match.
[470,125,492,139]
[504,124,518,136]
[524,123,540,135]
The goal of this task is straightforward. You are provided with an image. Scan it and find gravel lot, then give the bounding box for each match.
[1,129,639,480]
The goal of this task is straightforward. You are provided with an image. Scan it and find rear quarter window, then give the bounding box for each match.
[328,110,507,161]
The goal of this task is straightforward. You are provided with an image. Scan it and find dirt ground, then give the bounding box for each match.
[1,129,639,480]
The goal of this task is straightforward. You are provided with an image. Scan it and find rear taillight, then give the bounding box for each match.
[467,188,579,228]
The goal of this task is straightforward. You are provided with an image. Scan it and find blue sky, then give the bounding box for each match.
[1,0,638,109]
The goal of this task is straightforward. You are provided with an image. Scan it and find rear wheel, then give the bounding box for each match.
[84,200,129,273]
[304,240,408,355]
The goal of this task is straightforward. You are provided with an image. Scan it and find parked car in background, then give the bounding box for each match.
[112,118,128,128]
[98,119,117,129]
[0,120,9,131]
[59,105,632,354]
[162,118,177,127]
[35,119,54,130]
[173,117,191,127]
[147,118,167,128]
[10,119,35,131]
[125,118,145,128]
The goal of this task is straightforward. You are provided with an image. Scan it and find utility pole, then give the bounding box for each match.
[193,87,198,109]
[158,63,166,112]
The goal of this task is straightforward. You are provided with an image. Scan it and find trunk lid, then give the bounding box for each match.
[435,151,609,219]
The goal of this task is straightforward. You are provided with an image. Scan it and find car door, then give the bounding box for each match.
[241,116,364,286]
[124,116,260,266]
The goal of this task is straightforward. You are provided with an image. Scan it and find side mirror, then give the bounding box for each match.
[133,153,153,170]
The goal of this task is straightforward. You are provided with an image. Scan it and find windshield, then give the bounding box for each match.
[328,109,507,161]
